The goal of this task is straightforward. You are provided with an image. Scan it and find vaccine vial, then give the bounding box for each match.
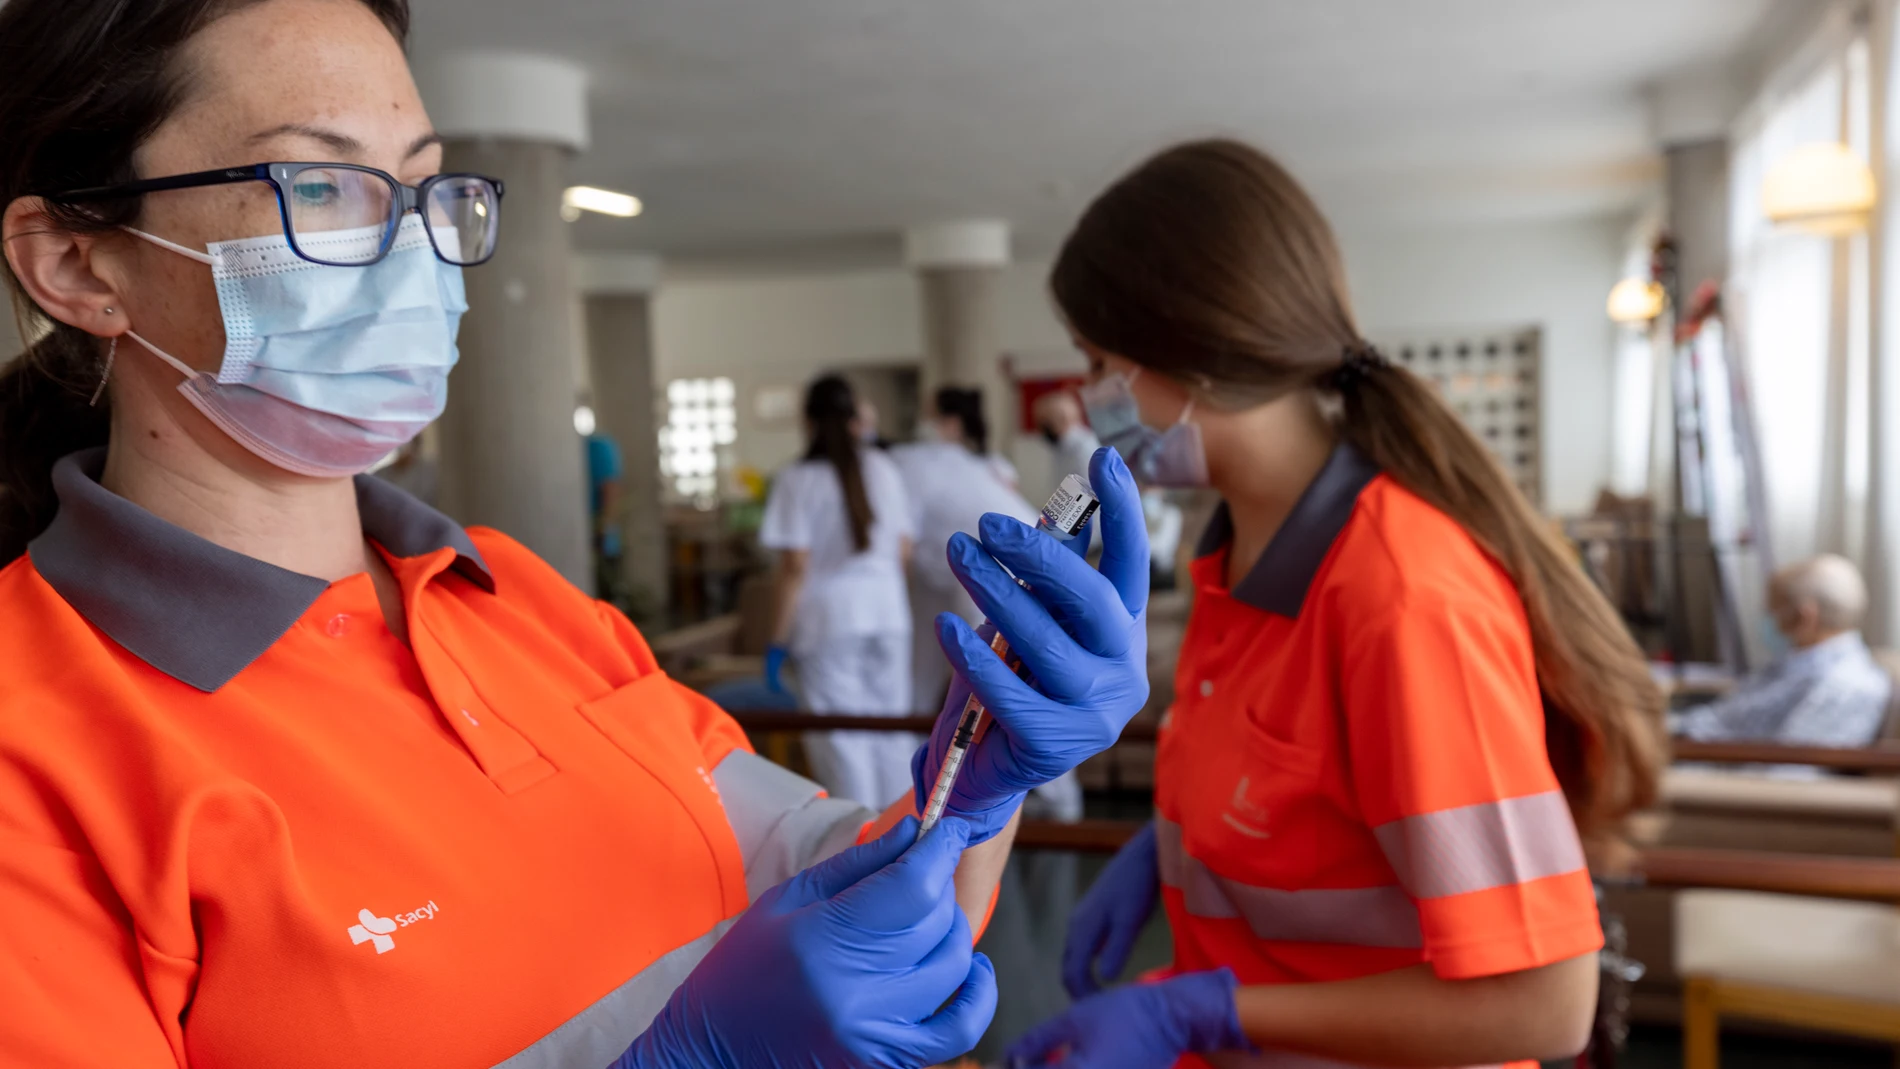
[1037,474,1099,542]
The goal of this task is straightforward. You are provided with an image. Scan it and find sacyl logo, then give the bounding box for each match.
[347,900,440,955]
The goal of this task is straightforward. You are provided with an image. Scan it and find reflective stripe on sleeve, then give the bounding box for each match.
[712,749,875,899]
[489,918,735,1069]
[1155,818,1423,949]
[1371,790,1586,901]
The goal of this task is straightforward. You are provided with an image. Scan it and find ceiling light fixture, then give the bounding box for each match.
[1763,142,1876,235]
[562,186,644,222]
[1606,278,1666,324]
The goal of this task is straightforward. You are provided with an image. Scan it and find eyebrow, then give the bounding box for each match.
[246,124,445,162]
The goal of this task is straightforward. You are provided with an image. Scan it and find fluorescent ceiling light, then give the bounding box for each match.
[563,186,643,220]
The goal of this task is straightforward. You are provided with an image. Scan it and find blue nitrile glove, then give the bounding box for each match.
[1006,969,1249,1069]
[614,816,996,1069]
[912,447,1150,844]
[764,644,790,694]
[1062,819,1160,998]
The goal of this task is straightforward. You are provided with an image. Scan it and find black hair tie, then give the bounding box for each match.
[1329,343,1389,392]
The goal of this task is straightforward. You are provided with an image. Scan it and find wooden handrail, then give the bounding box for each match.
[725,711,1900,772]
[1636,847,1900,903]
[1669,739,1900,773]
[724,709,1163,741]
[1011,820,1900,903]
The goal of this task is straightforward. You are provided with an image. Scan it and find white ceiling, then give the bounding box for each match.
[408,0,1789,265]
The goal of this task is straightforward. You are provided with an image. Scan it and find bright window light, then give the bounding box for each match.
[574,405,597,436]
[563,185,644,219]
[662,378,738,499]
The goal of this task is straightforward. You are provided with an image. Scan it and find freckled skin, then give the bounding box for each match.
[73,0,438,476]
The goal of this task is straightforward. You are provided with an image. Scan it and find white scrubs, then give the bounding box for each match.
[760,449,920,808]
[889,440,1085,822]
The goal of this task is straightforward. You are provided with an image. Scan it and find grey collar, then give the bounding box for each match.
[1195,441,1381,617]
[30,449,493,693]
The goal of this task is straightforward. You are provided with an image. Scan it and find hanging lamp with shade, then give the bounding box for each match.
[1762,141,1877,235]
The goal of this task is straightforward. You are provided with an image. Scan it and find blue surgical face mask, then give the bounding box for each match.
[121,216,467,478]
[1759,612,1791,663]
[1078,367,1208,487]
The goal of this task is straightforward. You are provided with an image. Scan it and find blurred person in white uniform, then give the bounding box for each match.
[920,386,1021,490]
[760,375,920,807]
[892,386,1085,824]
[891,387,1040,713]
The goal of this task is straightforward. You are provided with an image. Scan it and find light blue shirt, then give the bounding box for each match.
[1676,631,1892,748]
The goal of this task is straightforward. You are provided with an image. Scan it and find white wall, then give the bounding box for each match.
[1340,216,1626,514]
[652,214,1626,513]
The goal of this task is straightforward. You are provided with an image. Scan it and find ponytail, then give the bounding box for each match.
[0,322,110,563]
[934,386,989,455]
[1051,137,1664,845]
[1331,349,1665,839]
[803,374,875,553]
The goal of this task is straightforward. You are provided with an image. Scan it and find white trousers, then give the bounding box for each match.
[797,632,921,809]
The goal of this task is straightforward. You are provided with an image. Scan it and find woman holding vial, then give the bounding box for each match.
[0,1,1154,1064]
[1017,140,1666,1069]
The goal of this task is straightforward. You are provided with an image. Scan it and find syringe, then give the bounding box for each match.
[919,474,1101,834]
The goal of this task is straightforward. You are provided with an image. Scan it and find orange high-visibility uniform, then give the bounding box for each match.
[1157,445,1602,1069]
[0,451,889,1068]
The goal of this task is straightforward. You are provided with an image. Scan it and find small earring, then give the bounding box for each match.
[103,307,115,315]
[89,336,116,407]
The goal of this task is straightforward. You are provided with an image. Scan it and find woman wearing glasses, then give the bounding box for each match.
[0,1,1153,1066]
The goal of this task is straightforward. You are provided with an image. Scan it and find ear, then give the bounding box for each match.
[3,197,128,340]
[1793,602,1821,637]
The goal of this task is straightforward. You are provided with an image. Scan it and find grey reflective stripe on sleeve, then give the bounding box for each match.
[1372,790,1586,901]
[490,918,734,1069]
[713,750,876,899]
[1155,818,1422,949]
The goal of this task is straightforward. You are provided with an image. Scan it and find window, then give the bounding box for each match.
[660,377,737,502]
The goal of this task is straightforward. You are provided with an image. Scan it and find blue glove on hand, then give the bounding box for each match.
[764,644,790,695]
[1062,819,1161,998]
[912,448,1151,843]
[1007,969,1249,1069]
[615,817,996,1069]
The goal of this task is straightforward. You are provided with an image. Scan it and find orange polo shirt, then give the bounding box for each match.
[1156,444,1601,1069]
[0,450,881,1069]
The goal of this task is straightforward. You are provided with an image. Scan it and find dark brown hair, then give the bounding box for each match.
[803,374,875,553]
[0,0,411,564]
[934,386,989,455]
[1052,139,1665,841]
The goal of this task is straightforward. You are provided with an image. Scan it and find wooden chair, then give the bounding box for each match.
[1677,890,1900,1069]
[1673,771,1900,1069]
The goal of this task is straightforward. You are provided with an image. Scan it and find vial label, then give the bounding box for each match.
[1039,474,1100,540]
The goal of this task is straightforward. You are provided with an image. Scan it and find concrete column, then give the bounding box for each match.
[417,53,592,586]
[577,252,667,626]
[906,221,1013,453]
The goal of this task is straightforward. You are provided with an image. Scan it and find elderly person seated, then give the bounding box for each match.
[1673,555,1893,749]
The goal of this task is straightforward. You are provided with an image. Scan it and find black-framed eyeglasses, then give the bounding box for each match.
[48,162,505,268]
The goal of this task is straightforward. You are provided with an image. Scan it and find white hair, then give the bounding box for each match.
[1774,554,1869,631]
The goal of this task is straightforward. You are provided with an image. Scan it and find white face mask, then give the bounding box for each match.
[121,215,467,478]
